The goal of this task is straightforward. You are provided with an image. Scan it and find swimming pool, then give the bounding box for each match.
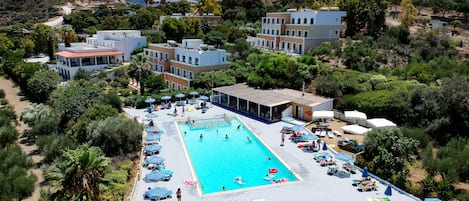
[177,116,299,194]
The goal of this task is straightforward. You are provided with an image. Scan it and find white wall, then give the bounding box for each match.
[289,10,345,25]
[174,48,227,66]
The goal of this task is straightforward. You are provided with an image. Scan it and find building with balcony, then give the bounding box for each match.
[144,39,230,90]
[86,30,147,62]
[247,7,346,55]
[55,45,122,79]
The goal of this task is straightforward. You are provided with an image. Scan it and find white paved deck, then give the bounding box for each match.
[125,104,418,201]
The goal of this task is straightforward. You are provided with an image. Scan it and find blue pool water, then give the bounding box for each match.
[178,117,298,194]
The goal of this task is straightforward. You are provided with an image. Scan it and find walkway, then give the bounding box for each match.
[0,77,44,201]
[125,104,418,201]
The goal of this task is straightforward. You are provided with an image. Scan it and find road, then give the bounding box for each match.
[43,5,72,28]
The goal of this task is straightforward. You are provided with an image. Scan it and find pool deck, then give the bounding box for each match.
[125,104,418,201]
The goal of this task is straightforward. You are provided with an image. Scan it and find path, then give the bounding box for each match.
[0,77,44,201]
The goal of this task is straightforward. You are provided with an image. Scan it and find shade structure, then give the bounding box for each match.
[384,185,392,196]
[144,187,172,199]
[145,156,165,165]
[146,134,161,141]
[344,110,367,123]
[366,118,397,128]
[312,110,334,119]
[144,171,167,182]
[175,93,185,99]
[145,97,156,104]
[199,95,209,101]
[146,144,162,153]
[362,167,369,178]
[335,152,355,162]
[424,199,442,201]
[189,91,199,96]
[161,96,171,101]
[341,124,371,135]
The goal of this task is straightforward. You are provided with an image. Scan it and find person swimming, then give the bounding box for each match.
[234,176,246,185]
[247,136,252,142]
[225,134,229,139]
[200,133,203,139]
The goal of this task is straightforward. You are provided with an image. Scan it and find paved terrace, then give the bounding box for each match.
[125,104,418,201]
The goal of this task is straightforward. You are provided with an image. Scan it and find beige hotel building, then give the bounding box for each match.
[247,7,346,55]
[144,39,230,90]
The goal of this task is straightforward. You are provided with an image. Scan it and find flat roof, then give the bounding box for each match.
[213,83,332,107]
[55,50,123,58]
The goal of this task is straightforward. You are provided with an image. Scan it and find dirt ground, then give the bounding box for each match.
[304,118,365,155]
[0,77,44,201]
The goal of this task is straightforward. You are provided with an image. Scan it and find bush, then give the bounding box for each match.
[117,77,129,88]
[0,99,8,105]
[0,89,5,99]
[400,127,430,149]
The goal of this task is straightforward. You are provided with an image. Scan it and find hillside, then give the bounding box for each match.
[0,0,70,27]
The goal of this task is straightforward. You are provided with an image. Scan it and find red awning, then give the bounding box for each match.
[55,50,123,58]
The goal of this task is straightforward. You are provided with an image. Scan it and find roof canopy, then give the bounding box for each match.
[312,110,334,119]
[55,50,123,58]
[366,118,397,128]
[341,124,371,135]
[213,83,332,107]
[344,110,367,120]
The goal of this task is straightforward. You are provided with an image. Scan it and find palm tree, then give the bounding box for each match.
[128,54,151,95]
[46,145,110,201]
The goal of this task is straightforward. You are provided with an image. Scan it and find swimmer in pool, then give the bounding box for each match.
[234,176,246,185]
[225,134,229,139]
[247,136,252,142]
[200,133,203,139]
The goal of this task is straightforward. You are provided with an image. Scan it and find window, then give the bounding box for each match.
[165,80,169,86]
[291,18,295,24]
[297,18,300,24]
[298,31,302,37]
[262,29,265,34]
[160,52,163,59]
[287,43,290,49]
[263,18,266,23]
[304,18,307,24]
[195,58,199,65]
[286,30,290,36]
[160,65,164,72]
[281,18,285,24]
[310,18,314,24]
[176,68,180,76]
[182,56,186,62]
[262,41,264,46]
[222,57,225,62]
[267,18,270,23]
[281,42,285,49]
[189,71,193,79]
[189,57,192,64]
[165,53,168,61]
[336,30,339,35]
[276,30,279,35]
[170,66,174,73]
[293,43,296,50]
[276,18,279,24]
[176,54,180,61]
[267,30,270,34]
[172,83,175,89]
[178,85,181,90]
[292,30,295,36]
[304,31,308,37]
[144,50,148,55]
[183,69,186,77]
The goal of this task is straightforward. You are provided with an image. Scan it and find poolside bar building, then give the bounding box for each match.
[212,83,333,123]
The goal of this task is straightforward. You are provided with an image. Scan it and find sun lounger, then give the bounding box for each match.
[320,130,327,137]
[320,158,336,167]
[143,187,173,200]
[343,163,357,174]
[327,131,334,139]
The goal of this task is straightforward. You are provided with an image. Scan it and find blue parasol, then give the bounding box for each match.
[161,96,171,102]
[144,171,167,182]
[145,156,165,164]
[175,93,185,101]
[362,167,369,178]
[335,152,355,163]
[384,185,392,196]
[199,95,209,101]
[189,91,199,96]
[322,143,328,151]
[146,134,161,141]
[145,97,156,104]
[146,144,162,153]
[144,187,172,199]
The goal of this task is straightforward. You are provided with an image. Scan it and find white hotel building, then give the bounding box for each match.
[247,7,346,55]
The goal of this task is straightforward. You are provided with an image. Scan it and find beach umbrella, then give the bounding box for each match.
[384,185,392,196]
[146,144,162,153]
[322,143,328,151]
[199,95,209,101]
[189,91,199,99]
[362,167,369,178]
[145,97,156,104]
[144,171,166,182]
[335,152,354,163]
[145,156,165,165]
[175,93,185,101]
[161,96,171,103]
[146,134,161,141]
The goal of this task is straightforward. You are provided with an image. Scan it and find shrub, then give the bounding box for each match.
[0,89,5,99]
